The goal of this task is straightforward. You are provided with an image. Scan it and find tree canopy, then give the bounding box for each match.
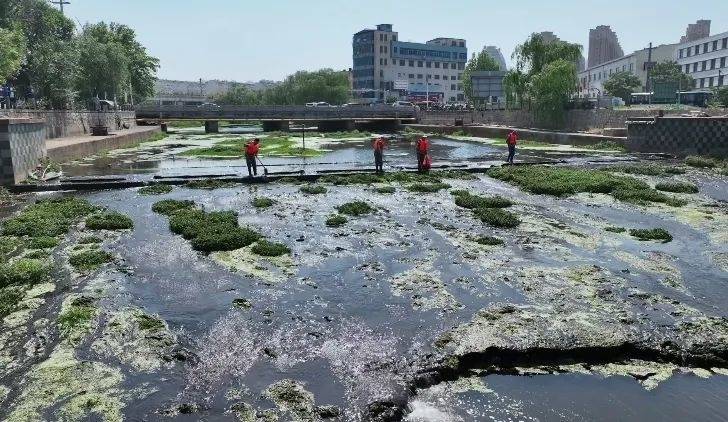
[0,26,25,82]
[216,69,350,106]
[462,50,501,101]
[503,33,583,126]
[0,0,158,108]
[603,71,642,102]
[650,61,694,90]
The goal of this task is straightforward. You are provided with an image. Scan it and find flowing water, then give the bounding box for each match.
[1,130,727,421]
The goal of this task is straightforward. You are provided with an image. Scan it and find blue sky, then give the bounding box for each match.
[67,0,728,82]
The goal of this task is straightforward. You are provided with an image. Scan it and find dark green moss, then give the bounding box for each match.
[0,286,26,320]
[455,193,513,209]
[300,185,327,195]
[0,258,51,288]
[78,236,103,244]
[191,226,261,252]
[664,167,687,175]
[685,156,718,168]
[166,207,261,253]
[232,298,252,309]
[58,303,96,337]
[251,240,290,257]
[655,181,699,194]
[0,236,24,261]
[185,178,237,190]
[136,314,165,331]
[604,164,666,176]
[252,197,275,208]
[326,214,347,227]
[139,184,173,195]
[152,199,196,216]
[374,186,396,194]
[24,250,50,259]
[629,228,673,243]
[1,197,98,237]
[473,208,520,228]
[406,182,451,193]
[612,189,687,207]
[85,212,134,231]
[336,201,373,216]
[69,250,114,271]
[605,226,626,233]
[473,236,504,246]
[28,236,60,249]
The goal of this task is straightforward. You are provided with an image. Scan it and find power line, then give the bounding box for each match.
[50,0,70,14]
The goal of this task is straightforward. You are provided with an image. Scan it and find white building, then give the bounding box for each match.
[676,30,728,89]
[577,44,677,98]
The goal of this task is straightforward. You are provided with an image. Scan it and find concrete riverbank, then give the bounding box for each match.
[46,126,162,163]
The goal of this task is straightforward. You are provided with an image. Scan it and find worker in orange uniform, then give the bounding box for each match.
[373,137,386,173]
[244,138,261,177]
[506,130,518,165]
[416,136,430,172]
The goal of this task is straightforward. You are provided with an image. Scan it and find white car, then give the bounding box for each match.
[306,102,335,107]
[392,101,415,108]
[197,102,221,110]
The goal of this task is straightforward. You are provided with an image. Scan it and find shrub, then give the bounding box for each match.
[252,197,275,208]
[185,178,237,190]
[612,189,686,207]
[664,167,686,175]
[69,250,113,271]
[139,184,173,195]
[78,236,103,244]
[0,286,26,320]
[152,199,196,216]
[0,259,51,288]
[604,226,626,233]
[685,156,718,168]
[136,314,165,331]
[375,186,396,194]
[326,215,347,227]
[455,193,513,209]
[655,181,699,194]
[1,197,98,237]
[629,228,672,243]
[58,301,96,337]
[473,236,504,246]
[24,250,50,259]
[406,182,451,193]
[28,236,59,249]
[336,201,373,216]
[450,190,470,197]
[473,208,520,228]
[300,185,327,195]
[0,236,23,261]
[604,164,666,176]
[251,240,290,257]
[85,212,134,231]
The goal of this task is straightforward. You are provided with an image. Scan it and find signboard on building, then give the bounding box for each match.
[394,80,409,90]
[471,71,507,103]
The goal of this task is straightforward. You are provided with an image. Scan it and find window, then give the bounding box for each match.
[459,41,464,47]
[630,63,633,72]
[417,74,423,79]
[451,63,457,69]
[695,45,700,55]
[679,49,684,59]
[713,40,718,51]
[409,60,415,67]
[609,69,613,75]
[384,46,388,54]
[709,77,714,87]
[393,47,398,54]
[687,47,692,57]
[451,76,456,80]
[426,61,431,68]
[379,34,383,41]
[383,59,387,66]
[685,64,690,73]
[417,61,423,67]
[724,38,728,49]
[457,84,462,91]
[400,60,405,66]
[408,74,415,79]
[622,65,626,71]
[443,75,448,80]
[458,63,464,70]
[693,62,698,72]
[393,35,397,41]
[434,75,440,80]
[722,57,726,68]
[435,62,440,68]
[703,42,709,52]
[457,73,463,80]
[451,84,456,90]
[711,59,716,69]
[700,78,705,88]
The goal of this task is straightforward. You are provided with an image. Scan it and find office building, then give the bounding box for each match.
[681,20,711,43]
[588,26,624,68]
[578,43,678,98]
[677,30,728,89]
[352,24,468,103]
[483,46,507,71]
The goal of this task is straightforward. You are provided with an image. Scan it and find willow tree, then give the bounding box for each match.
[0,26,25,82]
[530,59,578,125]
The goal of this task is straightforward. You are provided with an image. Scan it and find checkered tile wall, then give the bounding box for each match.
[627,117,728,157]
[0,120,46,185]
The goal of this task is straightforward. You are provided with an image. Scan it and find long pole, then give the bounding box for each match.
[646,42,653,104]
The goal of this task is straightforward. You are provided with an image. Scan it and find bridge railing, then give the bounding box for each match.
[135,105,418,120]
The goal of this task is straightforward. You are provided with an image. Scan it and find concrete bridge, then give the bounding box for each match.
[135,105,419,132]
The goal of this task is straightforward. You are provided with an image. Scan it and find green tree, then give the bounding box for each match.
[0,26,25,82]
[714,86,728,107]
[462,50,501,102]
[1,0,77,108]
[75,22,158,104]
[513,33,582,77]
[603,71,642,102]
[650,61,693,90]
[215,84,263,105]
[530,59,577,125]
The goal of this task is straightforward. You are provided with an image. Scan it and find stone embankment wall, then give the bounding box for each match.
[419,109,728,132]
[0,110,136,139]
[0,118,46,185]
[627,117,728,158]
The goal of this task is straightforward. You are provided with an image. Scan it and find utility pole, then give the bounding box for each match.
[646,42,653,104]
[50,0,70,14]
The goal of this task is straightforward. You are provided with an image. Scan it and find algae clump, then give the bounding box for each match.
[85,212,134,231]
[336,201,373,216]
[251,240,290,257]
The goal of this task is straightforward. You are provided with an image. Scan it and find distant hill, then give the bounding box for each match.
[154,79,279,99]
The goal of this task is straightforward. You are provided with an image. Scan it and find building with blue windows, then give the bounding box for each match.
[352,24,467,103]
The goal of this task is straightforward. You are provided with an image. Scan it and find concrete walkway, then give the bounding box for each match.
[46,125,161,163]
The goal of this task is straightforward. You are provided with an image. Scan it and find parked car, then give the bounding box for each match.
[340,102,370,108]
[306,102,335,107]
[197,102,221,110]
[392,101,416,108]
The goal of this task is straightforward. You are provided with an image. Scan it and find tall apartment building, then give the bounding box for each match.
[578,43,678,98]
[352,24,468,103]
[483,46,507,71]
[588,26,624,68]
[681,20,711,43]
[677,30,728,89]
